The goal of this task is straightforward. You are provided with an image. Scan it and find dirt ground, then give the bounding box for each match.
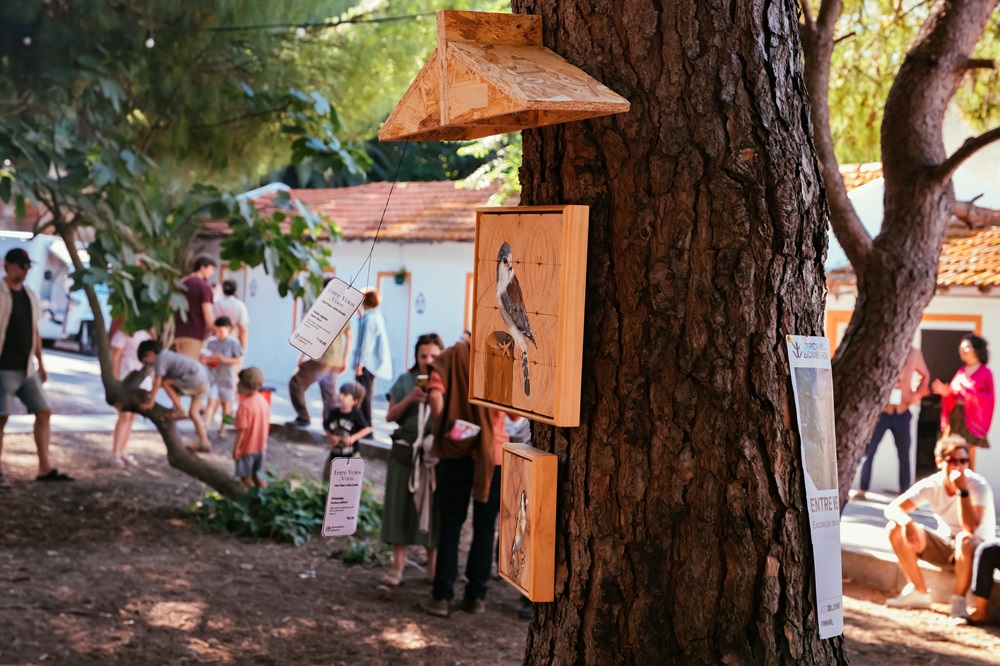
[1,429,999,665]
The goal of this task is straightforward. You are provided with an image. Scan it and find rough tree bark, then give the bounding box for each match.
[801,0,1000,506]
[54,220,246,500]
[512,1,844,663]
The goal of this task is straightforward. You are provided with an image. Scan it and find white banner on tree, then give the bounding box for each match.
[786,335,843,639]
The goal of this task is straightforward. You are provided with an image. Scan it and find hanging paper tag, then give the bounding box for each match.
[889,388,902,406]
[289,277,365,360]
[322,457,365,537]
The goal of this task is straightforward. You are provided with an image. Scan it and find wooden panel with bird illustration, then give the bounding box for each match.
[469,205,588,426]
[498,442,557,601]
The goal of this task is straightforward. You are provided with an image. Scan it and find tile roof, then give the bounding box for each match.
[828,220,1000,289]
[936,225,1000,287]
[202,182,518,242]
[829,163,1000,290]
[839,163,883,191]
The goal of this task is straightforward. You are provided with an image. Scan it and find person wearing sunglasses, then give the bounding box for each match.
[882,435,996,617]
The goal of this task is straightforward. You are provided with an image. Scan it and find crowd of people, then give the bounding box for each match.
[3,248,999,624]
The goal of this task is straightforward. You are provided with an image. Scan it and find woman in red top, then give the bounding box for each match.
[932,333,995,470]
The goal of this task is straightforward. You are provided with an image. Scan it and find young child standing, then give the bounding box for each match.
[201,316,244,436]
[233,367,269,488]
[137,340,212,452]
[321,381,372,482]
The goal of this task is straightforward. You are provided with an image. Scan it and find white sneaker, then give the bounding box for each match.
[886,583,932,609]
[950,594,968,618]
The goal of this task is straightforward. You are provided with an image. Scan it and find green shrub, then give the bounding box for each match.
[189,473,387,552]
[337,485,389,565]
[190,472,327,545]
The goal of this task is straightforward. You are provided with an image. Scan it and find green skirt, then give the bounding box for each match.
[380,441,437,547]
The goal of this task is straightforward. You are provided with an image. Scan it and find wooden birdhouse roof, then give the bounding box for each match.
[378,10,631,142]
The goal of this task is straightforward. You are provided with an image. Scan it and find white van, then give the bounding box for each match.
[0,231,111,354]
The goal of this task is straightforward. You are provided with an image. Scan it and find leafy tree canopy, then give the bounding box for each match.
[822,0,999,165]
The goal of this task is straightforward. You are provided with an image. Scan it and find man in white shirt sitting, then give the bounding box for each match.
[883,435,996,617]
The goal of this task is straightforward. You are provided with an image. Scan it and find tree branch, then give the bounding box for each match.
[954,199,1000,229]
[935,126,1000,182]
[187,103,290,132]
[799,0,872,272]
[833,30,856,45]
[961,58,995,71]
[800,0,816,32]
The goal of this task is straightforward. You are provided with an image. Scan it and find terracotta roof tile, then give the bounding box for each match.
[839,163,883,191]
[828,219,1000,289]
[202,182,518,242]
[936,225,1000,287]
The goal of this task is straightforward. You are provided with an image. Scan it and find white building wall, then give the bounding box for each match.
[827,289,1000,510]
[218,239,475,394]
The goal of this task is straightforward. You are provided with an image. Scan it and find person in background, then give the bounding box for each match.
[460,330,471,344]
[380,333,444,587]
[109,320,153,468]
[137,340,212,453]
[883,435,995,617]
[201,316,243,437]
[233,367,269,488]
[854,346,930,499]
[959,541,1000,626]
[214,279,249,353]
[352,288,392,426]
[173,254,216,360]
[0,248,71,484]
[287,277,353,427]
[421,340,508,617]
[321,381,371,482]
[933,333,994,470]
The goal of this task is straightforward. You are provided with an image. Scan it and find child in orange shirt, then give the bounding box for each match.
[233,367,270,488]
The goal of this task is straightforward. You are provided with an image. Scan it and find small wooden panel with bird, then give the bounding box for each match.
[498,442,557,602]
[469,205,589,426]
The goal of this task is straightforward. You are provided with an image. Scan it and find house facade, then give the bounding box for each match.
[195,181,513,396]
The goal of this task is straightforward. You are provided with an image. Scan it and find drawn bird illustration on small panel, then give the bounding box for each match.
[509,489,528,580]
[496,241,537,396]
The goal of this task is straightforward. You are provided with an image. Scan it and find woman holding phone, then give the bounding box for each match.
[380,333,444,587]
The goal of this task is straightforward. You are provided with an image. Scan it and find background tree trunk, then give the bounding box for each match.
[511,1,846,662]
[826,0,999,503]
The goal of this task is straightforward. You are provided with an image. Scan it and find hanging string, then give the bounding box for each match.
[349,139,410,291]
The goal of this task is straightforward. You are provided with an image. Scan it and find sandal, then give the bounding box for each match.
[0,472,11,489]
[186,444,211,454]
[36,469,75,482]
[381,570,404,587]
[167,409,188,420]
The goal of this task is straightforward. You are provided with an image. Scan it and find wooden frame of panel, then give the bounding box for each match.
[469,205,588,426]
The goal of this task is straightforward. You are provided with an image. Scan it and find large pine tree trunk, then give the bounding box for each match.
[512,1,845,662]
